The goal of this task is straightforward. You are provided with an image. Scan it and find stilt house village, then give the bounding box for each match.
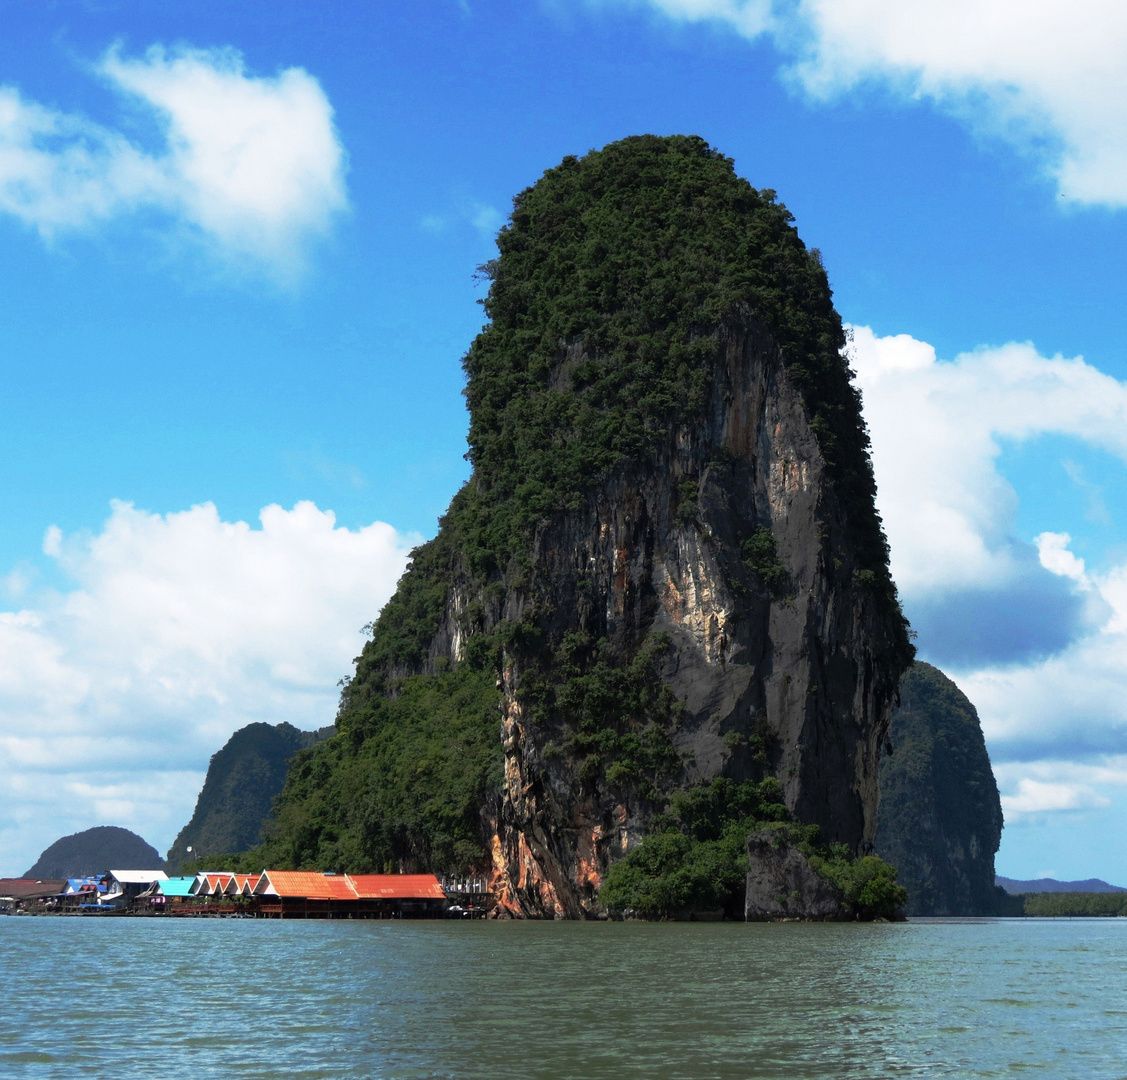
[0,870,489,918]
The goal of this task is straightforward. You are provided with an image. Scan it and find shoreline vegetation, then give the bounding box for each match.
[598,778,907,922]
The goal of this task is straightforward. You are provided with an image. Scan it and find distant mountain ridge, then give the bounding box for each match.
[997,876,1126,894]
[25,826,164,877]
[167,721,332,870]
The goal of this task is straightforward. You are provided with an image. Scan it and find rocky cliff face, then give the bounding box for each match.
[744,829,847,920]
[480,319,908,916]
[876,662,1004,916]
[266,135,913,916]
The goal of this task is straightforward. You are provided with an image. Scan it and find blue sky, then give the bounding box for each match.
[2,0,1126,882]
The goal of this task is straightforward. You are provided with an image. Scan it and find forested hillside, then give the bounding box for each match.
[167,722,332,870]
[256,136,913,917]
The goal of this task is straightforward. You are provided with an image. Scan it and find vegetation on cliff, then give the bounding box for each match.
[258,668,502,873]
[259,134,912,884]
[460,134,895,584]
[599,777,906,920]
[359,134,909,681]
[875,662,1005,915]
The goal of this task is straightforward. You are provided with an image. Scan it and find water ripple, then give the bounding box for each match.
[1,918,1125,1078]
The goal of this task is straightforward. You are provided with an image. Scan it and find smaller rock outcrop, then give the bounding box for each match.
[745,829,846,920]
[25,826,164,878]
[876,662,1004,915]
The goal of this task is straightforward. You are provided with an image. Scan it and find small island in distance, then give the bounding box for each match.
[997,876,1125,893]
[25,826,165,879]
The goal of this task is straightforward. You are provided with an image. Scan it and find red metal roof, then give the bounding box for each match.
[0,878,66,899]
[204,874,233,895]
[224,874,256,895]
[346,874,446,900]
[253,870,447,901]
[319,876,358,901]
[259,871,354,900]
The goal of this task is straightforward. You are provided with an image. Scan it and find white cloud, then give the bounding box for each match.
[0,500,414,875]
[788,0,1127,205]
[958,545,1127,754]
[0,86,159,231]
[619,0,774,37]
[469,202,505,237]
[1035,531,1088,585]
[0,44,347,277]
[852,325,1127,822]
[850,325,1127,597]
[1002,779,1098,817]
[419,199,505,238]
[994,758,1127,819]
[615,0,1127,206]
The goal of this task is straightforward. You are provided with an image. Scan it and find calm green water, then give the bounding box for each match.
[2,918,1125,1078]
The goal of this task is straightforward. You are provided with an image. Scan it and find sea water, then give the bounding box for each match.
[2,917,1125,1078]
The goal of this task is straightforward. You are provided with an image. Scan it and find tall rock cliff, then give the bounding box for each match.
[265,135,914,917]
[167,722,332,870]
[876,662,1004,916]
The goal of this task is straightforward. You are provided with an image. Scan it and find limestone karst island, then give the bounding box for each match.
[7,135,1033,921]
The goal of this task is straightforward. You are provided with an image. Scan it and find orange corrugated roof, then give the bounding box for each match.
[320,876,358,900]
[346,874,446,900]
[260,871,357,900]
[253,871,447,901]
[205,874,232,895]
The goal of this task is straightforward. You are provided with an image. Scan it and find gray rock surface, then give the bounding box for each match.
[745,828,845,920]
[426,320,911,917]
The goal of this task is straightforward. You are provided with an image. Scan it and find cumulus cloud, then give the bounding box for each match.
[0,500,414,875]
[957,543,1127,761]
[994,758,1127,819]
[0,44,347,277]
[613,0,1127,206]
[906,563,1089,667]
[1035,531,1089,585]
[851,325,1127,599]
[852,323,1127,825]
